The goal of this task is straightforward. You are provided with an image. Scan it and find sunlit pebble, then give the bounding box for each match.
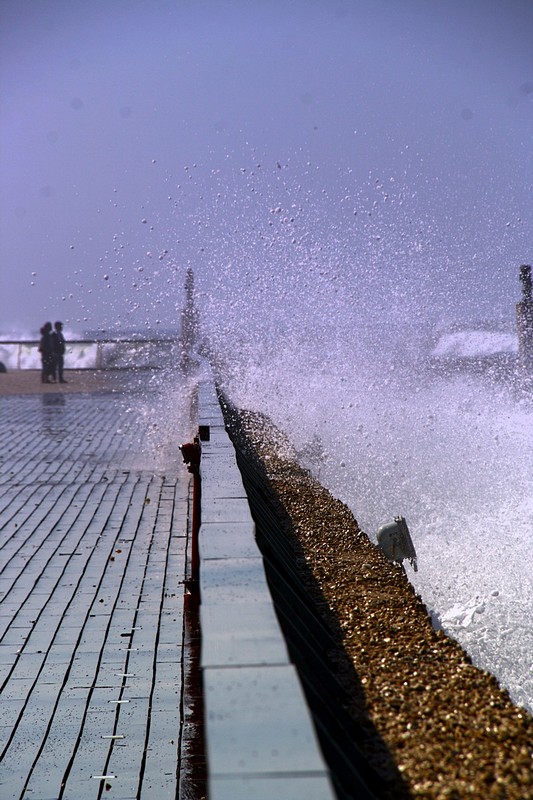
[30,281,35,286]
[141,218,148,224]
[138,266,144,272]
[152,159,156,163]
[104,275,109,280]
[70,245,75,250]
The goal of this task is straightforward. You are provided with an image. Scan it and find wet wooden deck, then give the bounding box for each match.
[0,386,191,799]
[1,376,337,800]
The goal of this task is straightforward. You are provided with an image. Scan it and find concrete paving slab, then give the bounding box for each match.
[203,663,328,777]
[199,520,258,560]
[209,774,336,800]
[200,601,289,667]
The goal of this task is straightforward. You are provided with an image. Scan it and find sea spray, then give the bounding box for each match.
[212,322,533,712]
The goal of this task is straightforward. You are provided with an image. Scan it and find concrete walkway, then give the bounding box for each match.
[0,383,193,799]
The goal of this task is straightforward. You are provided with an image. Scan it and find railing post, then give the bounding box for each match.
[179,437,201,594]
[517,264,533,372]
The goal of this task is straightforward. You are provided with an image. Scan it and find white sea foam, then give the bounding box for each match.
[431,330,518,358]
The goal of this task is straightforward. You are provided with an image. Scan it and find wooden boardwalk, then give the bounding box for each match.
[0,386,192,800]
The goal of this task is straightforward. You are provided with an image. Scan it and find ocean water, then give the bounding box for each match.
[216,324,533,713]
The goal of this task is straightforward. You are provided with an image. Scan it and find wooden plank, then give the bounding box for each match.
[140,710,180,798]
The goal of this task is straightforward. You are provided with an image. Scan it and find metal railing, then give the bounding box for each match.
[0,339,180,371]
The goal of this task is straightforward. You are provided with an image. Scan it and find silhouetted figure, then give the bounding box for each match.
[38,322,55,383]
[51,321,67,383]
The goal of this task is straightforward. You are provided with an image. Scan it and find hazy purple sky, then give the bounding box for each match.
[1,0,532,336]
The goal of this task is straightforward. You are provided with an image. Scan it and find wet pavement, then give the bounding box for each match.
[0,386,193,799]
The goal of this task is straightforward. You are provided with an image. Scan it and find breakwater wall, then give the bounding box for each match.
[196,380,339,799]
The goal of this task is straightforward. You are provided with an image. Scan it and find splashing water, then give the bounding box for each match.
[213,318,533,712]
[167,163,533,712]
[41,157,531,712]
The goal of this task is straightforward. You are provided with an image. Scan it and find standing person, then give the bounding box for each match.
[51,321,67,383]
[38,322,55,383]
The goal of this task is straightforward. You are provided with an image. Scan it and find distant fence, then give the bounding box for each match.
[0,339,180,371]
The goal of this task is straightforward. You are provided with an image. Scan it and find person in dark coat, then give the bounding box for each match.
[38,322,55,383]
[51,321,67,383]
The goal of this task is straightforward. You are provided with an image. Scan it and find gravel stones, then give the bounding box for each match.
[228,407,533,800]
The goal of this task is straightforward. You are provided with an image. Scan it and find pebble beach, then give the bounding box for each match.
[228,408,533,800]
